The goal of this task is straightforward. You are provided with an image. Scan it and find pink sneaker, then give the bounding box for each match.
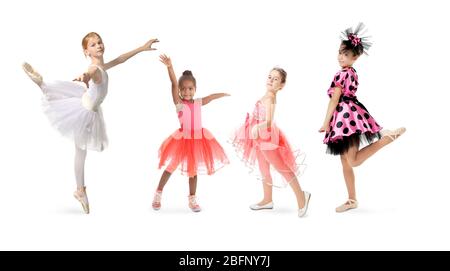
[152,190,162,211]
[188,195,202,212]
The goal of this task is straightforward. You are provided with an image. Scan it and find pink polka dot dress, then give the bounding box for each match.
[323,67,382,155]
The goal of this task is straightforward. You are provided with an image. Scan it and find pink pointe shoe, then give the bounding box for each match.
[22,62,43,86]
[73,186,90,214]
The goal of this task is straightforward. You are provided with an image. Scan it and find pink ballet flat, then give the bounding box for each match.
[381,127,406,142]
[335,199,358,213]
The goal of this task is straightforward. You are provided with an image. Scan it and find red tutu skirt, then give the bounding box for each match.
[158,128,229,177]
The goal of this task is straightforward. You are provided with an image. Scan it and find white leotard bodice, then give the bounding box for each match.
[82,65,108,111]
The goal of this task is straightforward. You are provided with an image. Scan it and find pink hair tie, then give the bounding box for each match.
[340,23,372,55]
[348,34,361,46]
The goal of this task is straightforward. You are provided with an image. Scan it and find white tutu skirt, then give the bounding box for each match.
[41,80,108,152]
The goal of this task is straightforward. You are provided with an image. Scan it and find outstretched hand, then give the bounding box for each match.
[159,54,172,67]
[73,73,90,88]
[142,38,159,51]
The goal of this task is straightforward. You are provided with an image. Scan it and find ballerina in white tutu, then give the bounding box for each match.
[23,32,159,214]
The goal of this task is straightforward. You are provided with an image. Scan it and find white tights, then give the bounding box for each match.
[74,145,87,188]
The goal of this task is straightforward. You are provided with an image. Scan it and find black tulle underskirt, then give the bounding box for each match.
[326,131,381,155]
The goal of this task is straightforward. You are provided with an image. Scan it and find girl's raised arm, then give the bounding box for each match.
[159,54,181,105]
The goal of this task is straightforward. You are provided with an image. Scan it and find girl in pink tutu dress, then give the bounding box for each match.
[319,23,406,213]
[152,54,230,212]
[232,67,310,218]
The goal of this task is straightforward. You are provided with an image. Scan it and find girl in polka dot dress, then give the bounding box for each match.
[319,23,406,213]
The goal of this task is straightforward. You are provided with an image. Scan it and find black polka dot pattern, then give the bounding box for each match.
[325,68,382,146]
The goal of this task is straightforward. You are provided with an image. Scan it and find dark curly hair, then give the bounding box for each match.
[178,70,196,87]
[340,40,364,57]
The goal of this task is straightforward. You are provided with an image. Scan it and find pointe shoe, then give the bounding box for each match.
[381,127,406,142]
[335,199,358,213]
[73,186,90,214]
[152,190,162,211]
[22,62,43,86]
[298,191,311,217]
[188,195,202,212]
[249,201,274,210]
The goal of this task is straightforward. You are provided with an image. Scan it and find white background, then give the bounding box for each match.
[0,0,449,250]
